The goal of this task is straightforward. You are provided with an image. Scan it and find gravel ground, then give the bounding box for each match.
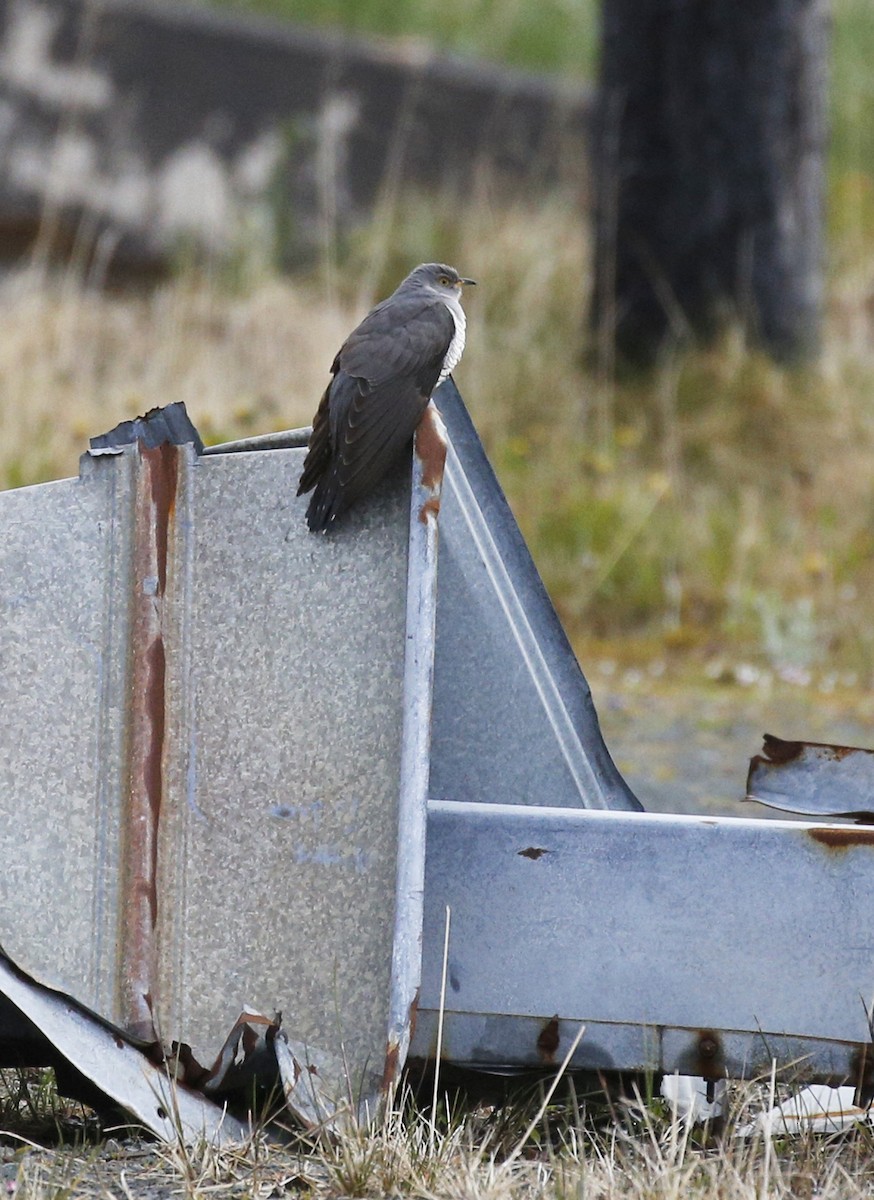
[589,666,874,818]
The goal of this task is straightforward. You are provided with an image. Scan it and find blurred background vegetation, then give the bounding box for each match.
[3,0,874,696]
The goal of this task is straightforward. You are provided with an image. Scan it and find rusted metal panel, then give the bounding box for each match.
[0,424,437,1116]
[153,447,422,1102]
[6,385,874,1126]
[413,800,874,1083]
[120,442,186,1041]
[747,733,874,820]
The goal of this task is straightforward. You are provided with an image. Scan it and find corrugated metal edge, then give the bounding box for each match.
[382,403,446,1095]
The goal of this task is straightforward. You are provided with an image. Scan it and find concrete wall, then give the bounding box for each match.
[0,0,588,270]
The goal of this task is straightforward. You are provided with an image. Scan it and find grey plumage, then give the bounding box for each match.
[297,262,475,532]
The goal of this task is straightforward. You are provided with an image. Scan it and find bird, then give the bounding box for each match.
[297,262,476,532]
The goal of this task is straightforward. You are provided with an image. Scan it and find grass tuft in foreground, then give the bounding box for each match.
[4,1069,874,1199]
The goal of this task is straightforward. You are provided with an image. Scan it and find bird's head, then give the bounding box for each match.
[403,263,477,298]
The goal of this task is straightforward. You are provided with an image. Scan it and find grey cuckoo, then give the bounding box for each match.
[297,262,475,532]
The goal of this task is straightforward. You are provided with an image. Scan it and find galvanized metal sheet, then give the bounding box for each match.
[0,457,133,1018]
[156,447,411,1092]
[0,435,435,1107]
[413,801,874,1085]
[747,733,874,820]
[0,952,248,1144]
[430,381,642,812]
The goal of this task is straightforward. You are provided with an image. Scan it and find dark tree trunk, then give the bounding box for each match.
[591,0,829,364]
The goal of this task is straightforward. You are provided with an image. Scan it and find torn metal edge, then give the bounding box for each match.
[0,950,249,1144]
[747,733,874,820]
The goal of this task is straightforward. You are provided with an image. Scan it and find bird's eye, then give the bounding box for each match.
[438,275,451,286]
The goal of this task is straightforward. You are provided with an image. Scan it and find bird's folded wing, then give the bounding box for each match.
[337,294,455,390]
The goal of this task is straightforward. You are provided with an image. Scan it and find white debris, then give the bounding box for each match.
[661,1074,726,1124]
[736,1085,870,1137]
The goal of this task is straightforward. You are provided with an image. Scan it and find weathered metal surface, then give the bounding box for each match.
[0,427,437,1111]
[430,381,643,811]
[747,733,874,820]
[0,454,133,1018]
[412,800,874,1083]
[384,404,447,1088]
[0,953,248,1144]
[5,386,874,1116]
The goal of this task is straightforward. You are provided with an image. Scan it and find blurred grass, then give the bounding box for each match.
[199,0,599,77]
[0,0,872,683]
[4,168,874,683]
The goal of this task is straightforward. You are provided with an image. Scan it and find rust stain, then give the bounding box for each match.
[808,826,874,851]
[418,495,442,525]
[382,1040,400,1093]
[537,1015,560,1063]
[757,733,871,766]
[414,403,447,523]
[408,988,420,1044]
[693,1029,726,1080]
[142,638,165,926]
[381,992,420,1092]
[147,443,179,592]
[119,442,180,1041]
[518,846,549,860]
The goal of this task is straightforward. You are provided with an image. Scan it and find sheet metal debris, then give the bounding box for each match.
[430,382,643,812]
[736,1085,871,1137]
[0,950,248,1144]
[413,800,874,1087]
[747,733,874,820]
[0,401,436,1131]
[1,386,874,1133]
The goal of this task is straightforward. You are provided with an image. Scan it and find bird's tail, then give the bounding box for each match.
[296,385,332,499]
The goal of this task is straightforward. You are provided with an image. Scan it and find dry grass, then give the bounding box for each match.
[3,183,874,683]
[5,1075,874,1199]
[0,265,352,487]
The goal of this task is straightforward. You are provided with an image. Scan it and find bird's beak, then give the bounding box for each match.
[460,277,477,287]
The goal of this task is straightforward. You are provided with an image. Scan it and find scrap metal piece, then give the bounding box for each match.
[198,1007,280,1100]
[0,951,248,1144]
[384,404,447,1089]
[0,424,437,1111]
[747,733,874,820]
[89,402,204,454]
[431,380,643,812]
[274,1034,351,1133]
[412,800,874,1084]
